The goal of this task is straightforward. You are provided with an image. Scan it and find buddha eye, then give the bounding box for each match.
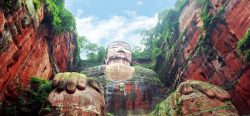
[123,47,130,50]
[124,48,130,50]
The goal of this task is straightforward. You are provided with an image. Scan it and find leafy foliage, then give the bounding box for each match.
[1,0,21,13]
[42,0,76,34]
[42,106,52,112]
[131,46,145,60]
[237,29,250,61]
[75,36,81,63]
[78,36,89,48]
[77,36,106,62]
[34,81,52,104]
[2,0,75,35]
[195,0,230,61]
[0,77,52,115]
[30,76,48,86]
[196,0,209,7]
[76,36,107,71]
[97,46,106,61]
[33,0,41,11]
[152,47,162,59]
[140,0,187,61]
[137,0,188,86]
[132,64,153,69]
[107,112,114,116]
[225,101,232,105]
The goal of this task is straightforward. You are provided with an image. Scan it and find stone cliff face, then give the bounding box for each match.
[0,0,77,101]
[155,0,249,114]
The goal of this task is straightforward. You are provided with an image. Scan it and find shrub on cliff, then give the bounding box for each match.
[140,0,187,59]
[39,0,76,34]
[33,0,41,11]
[237,29,250,61]
[30,76,48,91]
[0,77,52,115]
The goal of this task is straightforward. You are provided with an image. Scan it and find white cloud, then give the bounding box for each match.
[76,11,158,59]
[136,1,143,6]
[76,8,84,18]
[122,10,137,17]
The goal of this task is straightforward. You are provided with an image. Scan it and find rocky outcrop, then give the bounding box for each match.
[151,81,239,116]
[0,0,77,101]
[155,0,249,114]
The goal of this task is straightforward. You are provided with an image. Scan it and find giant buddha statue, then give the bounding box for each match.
[105,41,134,81]
[41,41,237,116]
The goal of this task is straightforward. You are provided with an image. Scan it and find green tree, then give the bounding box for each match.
[78,36,89,48]
[85,43,98,61]
[87,53,97,61]
[97,46,106,62]
[77,36,106,62]
[140,28,155,59]
[45,0,76,34]
[85,43,98,54]
[131,46,145,59]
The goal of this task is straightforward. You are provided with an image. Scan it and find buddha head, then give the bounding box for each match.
[105,41,132,65]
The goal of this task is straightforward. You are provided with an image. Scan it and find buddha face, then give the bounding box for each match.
[105,42,132,65]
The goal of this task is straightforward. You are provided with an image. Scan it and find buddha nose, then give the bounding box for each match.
[117,49,125,53]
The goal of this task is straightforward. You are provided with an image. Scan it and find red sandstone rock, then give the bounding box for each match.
[0,0,77,101]
[226,0,250,39]
[184,28,200,59]
[180,92,238,116]
[179,0,203,31]
[177,0,250,114]
[0,12,5,34]
[151,81,238,116]
[53,32,76,72]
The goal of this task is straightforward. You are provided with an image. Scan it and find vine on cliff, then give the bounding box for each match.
[138,0,188,87]
[140,0,187,61]
[44,0,76,35]
[197,0,230,49]
[33,0,41,11]
[0,0,21,14]
[237,29,250,61]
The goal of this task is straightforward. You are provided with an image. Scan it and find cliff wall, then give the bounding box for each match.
[155,0,249,114]
[0,0,77,101]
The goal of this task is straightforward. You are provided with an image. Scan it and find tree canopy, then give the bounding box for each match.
[77,36,106,62]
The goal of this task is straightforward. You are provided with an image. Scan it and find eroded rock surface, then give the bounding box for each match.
[154,0,250,114]
[151,80,239,116]
[0,0,77,101]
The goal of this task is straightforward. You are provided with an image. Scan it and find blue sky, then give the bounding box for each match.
[64,0,176,59]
